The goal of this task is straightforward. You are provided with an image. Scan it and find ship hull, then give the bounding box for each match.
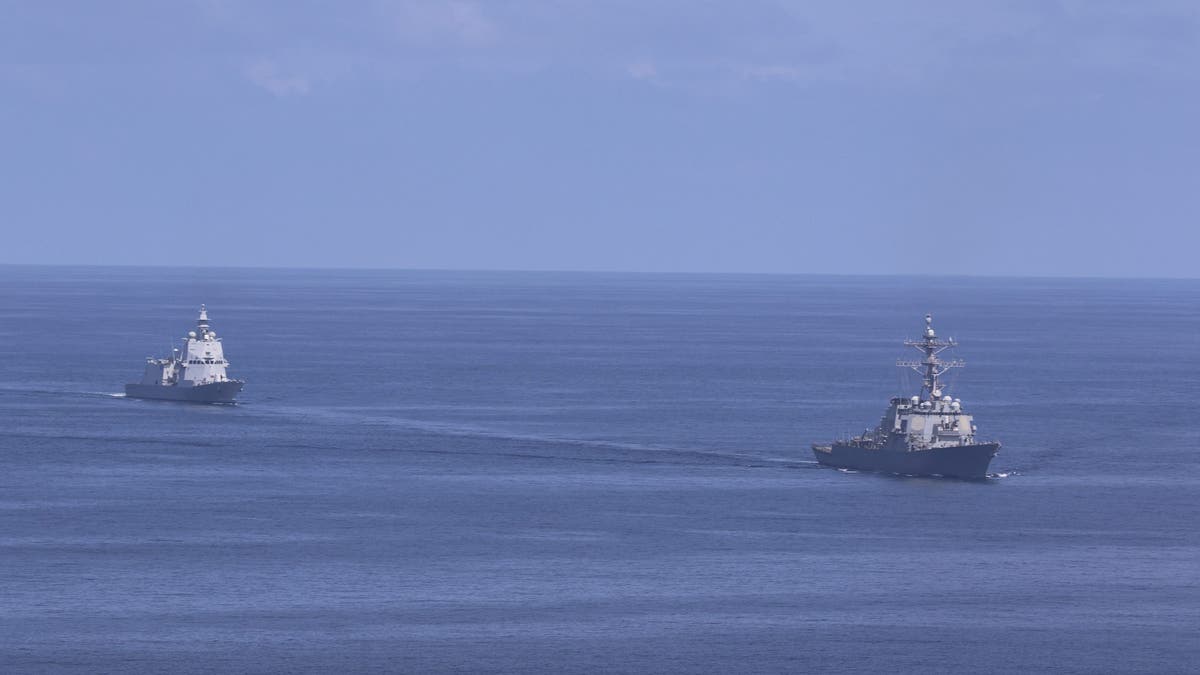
[125,381,244,404]
[812,441,999,480]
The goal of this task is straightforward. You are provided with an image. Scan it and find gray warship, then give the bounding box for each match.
[125,305,244,404]
[812,314,999,479]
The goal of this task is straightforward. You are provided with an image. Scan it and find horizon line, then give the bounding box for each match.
[0,262,1196,283]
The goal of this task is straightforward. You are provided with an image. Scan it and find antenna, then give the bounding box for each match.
[895,313,964,400]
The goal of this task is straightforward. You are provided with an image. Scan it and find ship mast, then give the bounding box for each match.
[197,304,210,337]
[897,314,964,400]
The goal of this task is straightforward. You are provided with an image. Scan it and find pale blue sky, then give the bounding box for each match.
[2,1,1198,276]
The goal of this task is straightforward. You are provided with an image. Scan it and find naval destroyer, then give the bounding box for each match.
[812,314,999,479]
[125,305,244,403]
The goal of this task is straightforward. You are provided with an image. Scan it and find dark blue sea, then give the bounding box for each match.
[1,267,1197,673]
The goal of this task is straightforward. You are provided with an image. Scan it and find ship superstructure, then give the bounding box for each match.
[812,314,999,479]
[125,305,244,403]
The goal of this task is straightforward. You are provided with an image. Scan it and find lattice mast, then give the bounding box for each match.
[896,314,964,400]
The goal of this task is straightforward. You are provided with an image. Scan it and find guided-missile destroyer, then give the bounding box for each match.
[812,314,999,479]
[125,305,244,404]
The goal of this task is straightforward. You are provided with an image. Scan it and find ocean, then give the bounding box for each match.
[1,266,1197,673]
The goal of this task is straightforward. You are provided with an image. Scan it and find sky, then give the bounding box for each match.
[2,1,1198,277]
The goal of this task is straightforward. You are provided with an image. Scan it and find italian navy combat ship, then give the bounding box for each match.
[125,305,244,403]
[812,314,999,479]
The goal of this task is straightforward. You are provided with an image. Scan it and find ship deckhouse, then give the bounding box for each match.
[180,305,232,386]
[880,394,977,449]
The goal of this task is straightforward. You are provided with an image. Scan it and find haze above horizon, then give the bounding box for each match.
[3,2,1198,278]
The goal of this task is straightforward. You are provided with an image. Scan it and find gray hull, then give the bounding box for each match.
[812,441,999,480]
[125,381,243,404]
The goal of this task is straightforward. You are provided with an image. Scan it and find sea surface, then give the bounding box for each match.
[1,267,1198,673]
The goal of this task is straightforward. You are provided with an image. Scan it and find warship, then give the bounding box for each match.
[812,314,999,479]
[125,305,244,404]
